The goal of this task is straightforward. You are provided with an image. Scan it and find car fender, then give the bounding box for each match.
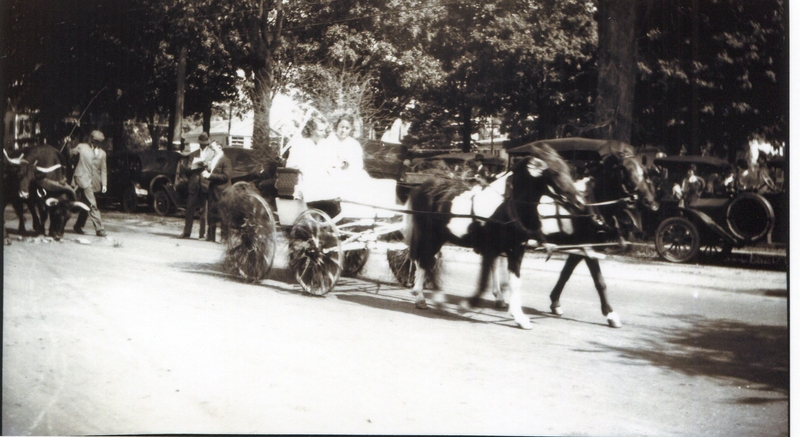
[677,207,739,246]
[149,174,172,195]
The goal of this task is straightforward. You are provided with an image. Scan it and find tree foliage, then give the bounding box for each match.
[635,0,786,157]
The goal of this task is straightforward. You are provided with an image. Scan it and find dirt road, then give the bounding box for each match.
[2,210,788,436]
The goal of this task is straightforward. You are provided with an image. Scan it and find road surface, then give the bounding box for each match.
[2,210,789,436]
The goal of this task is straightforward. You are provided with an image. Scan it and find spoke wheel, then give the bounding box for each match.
[153,189,174,216]
[289,209,342,295]
[699,240,732,263]
[655,216,700,263]
[224,193,277,282]
[342,248,369,277]
[387,247,441,289]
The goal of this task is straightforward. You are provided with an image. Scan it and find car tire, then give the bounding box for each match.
[655,216,700,263]
[153,189,174,216]
[121,183,138,213]
[726,192,774,244]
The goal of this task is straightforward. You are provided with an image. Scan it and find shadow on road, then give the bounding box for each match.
[592,314,788,398]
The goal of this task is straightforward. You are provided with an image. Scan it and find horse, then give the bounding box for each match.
[403,142,586,329]
[512,140,659,328]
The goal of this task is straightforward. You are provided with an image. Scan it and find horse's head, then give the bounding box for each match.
[510,146,586,213]
[614,155,659,212]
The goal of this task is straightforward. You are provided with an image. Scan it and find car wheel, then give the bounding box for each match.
[655,216,700,263]
[121,183,138,213]
[153,189,173,216]
[726,192,774,244]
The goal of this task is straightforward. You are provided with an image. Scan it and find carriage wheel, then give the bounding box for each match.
[224,194,277,282]
[655,216,700,263]
[289,209,343,295]
[342,248,370,277]
[387,247,441,289]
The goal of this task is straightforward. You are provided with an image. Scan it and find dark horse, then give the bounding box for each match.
[403,143,586,329]
[509,139,658,328]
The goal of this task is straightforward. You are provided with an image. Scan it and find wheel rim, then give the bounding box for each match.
[387,248,416,287]
[289,209,342,295]
[656,219,698,263]
[224,193,276,282]
[700,241,732,262]
[342,248,369,277]
[154,191,170,216]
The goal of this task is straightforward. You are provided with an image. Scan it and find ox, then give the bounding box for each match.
[4,145,88,241]
[403,143,586,329]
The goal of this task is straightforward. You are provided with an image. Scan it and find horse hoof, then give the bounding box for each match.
[495,300,509,310]
[513,314,533,330]
[607,312,621,328]
[432,292,446,310]
[550,303,564,316]
[415,299,429,310]
[458,300,472,313]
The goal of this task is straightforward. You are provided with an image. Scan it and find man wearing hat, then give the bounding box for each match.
[70,129,108,237]
[179,132,215,239]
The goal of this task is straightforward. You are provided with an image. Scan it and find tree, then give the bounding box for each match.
[383,0,597,150]
[593,0,638,143]
[634,0,786,157]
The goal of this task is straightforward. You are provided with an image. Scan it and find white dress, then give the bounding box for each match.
[318,134,400,217]
[285,136,339,202]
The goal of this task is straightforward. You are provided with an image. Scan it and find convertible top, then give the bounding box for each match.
[654,155,731,170]
[507,137,635,159]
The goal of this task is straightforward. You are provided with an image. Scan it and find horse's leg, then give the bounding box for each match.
[461,252,496,311]
[548,254,583,316]
[506,250,532,330]
[491,256,510,310]
[29,199,44,236]
[585,258,620,328]
[412,260,428,310]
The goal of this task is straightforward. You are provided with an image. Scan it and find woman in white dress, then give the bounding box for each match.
[285,116,338,202]
[320,115,399,216]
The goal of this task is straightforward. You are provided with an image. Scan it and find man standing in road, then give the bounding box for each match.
[202,140,232,242]
[71,129,108,237]
[179,132,215,239]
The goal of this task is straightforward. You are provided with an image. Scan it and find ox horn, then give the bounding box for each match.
[45,198,59,207]
[72,201,91,212]
[4,149,23,165]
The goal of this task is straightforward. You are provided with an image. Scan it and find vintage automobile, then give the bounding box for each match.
[97,149,182,213]
[648,155,778,263]
[396,151,507,203]
[152,147,268,216]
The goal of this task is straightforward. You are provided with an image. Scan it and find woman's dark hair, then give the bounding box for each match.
[333,114,355,130]
[301,116,327,138]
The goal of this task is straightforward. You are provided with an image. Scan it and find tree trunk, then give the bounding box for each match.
[170,46,187,151]
[251,64,275,162]
[202,106,212,135]
[460,103,472,153]
[595,0,638,143]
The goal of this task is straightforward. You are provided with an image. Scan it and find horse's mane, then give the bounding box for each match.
[520,142,583,203]
[603,141,636,162]
[415,169,483,201]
